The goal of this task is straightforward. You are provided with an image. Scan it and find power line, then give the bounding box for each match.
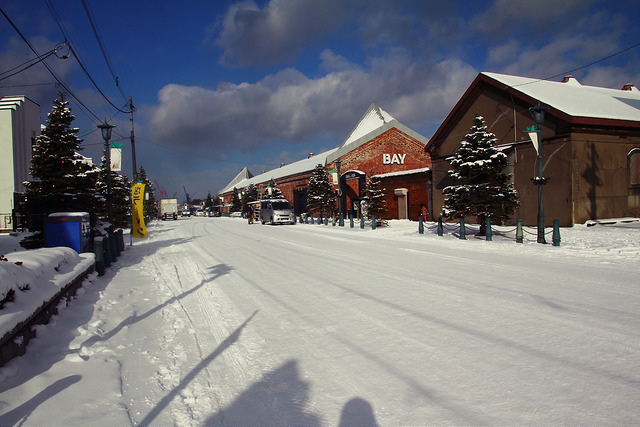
[69,45,130,114]
[81,0,128,102]
[512,41,640,88]
[0,44,63,81]
[43,0,130,116]
[0,6,102,122]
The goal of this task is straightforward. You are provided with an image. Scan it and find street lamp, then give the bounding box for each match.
[97,120,116,232]
[529,104,548,243]
[335,160,343,225]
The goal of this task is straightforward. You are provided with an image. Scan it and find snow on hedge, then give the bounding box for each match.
[0,246,95,338]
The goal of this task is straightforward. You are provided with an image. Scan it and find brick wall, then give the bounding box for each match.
[220,126,432,219]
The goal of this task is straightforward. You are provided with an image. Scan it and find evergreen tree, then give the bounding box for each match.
[95,155,132,229]
[231,187,242,212]
[262,178,283,199]
[307,164,336,217]
[241,183,258,213]
[21,92,99,248]
[204,192,215,209]
[137,166,158,220]
[442,114,519,232]
[362,174,387,225]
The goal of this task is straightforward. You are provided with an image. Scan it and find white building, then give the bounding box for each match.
[0,96,40,232]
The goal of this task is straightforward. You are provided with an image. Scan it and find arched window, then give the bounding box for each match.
[629,148,640,187]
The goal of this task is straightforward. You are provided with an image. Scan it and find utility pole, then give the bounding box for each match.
[129,96,138,183]
[129,96,138,247]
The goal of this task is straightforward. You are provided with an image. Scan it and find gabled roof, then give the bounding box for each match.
[219,166,254,194]
[427,72,640,152]
[325,103,429,164]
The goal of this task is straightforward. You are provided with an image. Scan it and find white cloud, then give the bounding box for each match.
[215,0,345,66]
[148,49,478,156]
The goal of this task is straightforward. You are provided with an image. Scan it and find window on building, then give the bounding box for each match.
[629,149,640,187]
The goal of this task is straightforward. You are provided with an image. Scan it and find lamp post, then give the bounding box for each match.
[98,120,116,232]
[335,159,343,224]
[530,104,548,244]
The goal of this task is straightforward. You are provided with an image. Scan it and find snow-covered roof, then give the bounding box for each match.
[219,103,429,194]
[220,149,338,194]
[219,167,254,194]
[341,103,396,147]
[482,72,640,122]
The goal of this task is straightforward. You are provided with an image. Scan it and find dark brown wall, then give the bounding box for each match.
[428,84,640,226]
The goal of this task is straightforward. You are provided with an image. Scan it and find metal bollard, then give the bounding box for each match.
[437,216,443,236]
[339,213,344,227]
[102,235,112,267]
[324,216,329,226]
[94,237,105,276]
[372,214,376,230]
[552,219,561,246]
[418,215,424,234]
[350,215,354,228]
[116,229,125,253]
[360,216,365,229]
[459,217,466,240]
[485,217,492,241]
[516,219,523,243]
[311,214,315,224]
[109,231,118,261]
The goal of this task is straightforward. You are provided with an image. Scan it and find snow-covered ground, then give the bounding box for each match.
[0,217,639,426]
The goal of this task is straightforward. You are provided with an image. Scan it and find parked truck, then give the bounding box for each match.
[159,198,178,220]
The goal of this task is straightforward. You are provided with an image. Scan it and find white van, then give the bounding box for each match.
[259,199,295,225]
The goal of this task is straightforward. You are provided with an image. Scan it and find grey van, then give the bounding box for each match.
[260,199,295,225]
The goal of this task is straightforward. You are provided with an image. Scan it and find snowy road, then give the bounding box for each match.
[1,217,639,426]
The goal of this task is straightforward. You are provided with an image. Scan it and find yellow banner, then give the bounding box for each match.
[131,183,148,238]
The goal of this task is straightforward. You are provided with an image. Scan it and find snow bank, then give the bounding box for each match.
[0,246,95,339]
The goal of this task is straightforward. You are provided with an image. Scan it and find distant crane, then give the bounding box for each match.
[183,186,196,205]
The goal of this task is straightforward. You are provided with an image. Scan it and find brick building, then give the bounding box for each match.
[219,104,432,220]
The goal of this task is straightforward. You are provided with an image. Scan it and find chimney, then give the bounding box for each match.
[622,83,639,92]
[280,162,285,168]
[308,152,314,159]
[561,75,581,86]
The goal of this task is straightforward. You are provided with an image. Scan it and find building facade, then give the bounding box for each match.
[426,73,640,226]
[219,104,433,221]
[0,96,40,232]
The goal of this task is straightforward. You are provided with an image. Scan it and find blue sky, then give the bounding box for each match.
[1,0,639,203]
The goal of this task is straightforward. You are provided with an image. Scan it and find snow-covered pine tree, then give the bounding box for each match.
[442,114,519,233]
[307,164,336,218]
[95,155,132,229]
[137,166,158,220]
[21,92,99,248]
[241,183,258,213]
[231,187,242,212]
[204,192,215,210]
[362,174,387,225]
[263,178,283,199]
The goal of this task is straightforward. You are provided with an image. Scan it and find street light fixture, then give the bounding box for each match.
[335,160,343,225]
[97,120,116,232]
[529,104,548,243]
